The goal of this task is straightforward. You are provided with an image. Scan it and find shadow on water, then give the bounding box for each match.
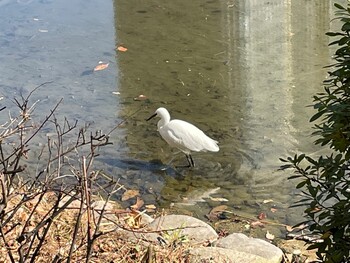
[102,157,173,173]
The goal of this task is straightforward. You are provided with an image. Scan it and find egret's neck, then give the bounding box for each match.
[157,113,170,130]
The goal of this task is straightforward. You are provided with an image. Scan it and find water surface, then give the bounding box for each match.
[0,0,340,230]
[113,0,334,226]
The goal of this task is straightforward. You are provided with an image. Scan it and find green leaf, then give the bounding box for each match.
[308,243,321,250]
[296,154,305,163]
[338,36,349,45]
[288,175,301,180]
[341,23,350,31]
[334,3,345,10]
[279,164,292,170]
[296,180,307,189]
[326,32,344,37]
[310,109,327,122]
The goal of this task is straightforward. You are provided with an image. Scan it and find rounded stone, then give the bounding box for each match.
[148,214,218,244]
[189,247,265,263]
[215,233,283,263]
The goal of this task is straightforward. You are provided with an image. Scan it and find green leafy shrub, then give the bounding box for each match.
[280,3,350,263]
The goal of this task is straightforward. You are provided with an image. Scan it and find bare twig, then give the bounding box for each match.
[0,85,144,262]
[82,156,93,263]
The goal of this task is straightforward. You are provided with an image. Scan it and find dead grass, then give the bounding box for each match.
[0,184,194,263]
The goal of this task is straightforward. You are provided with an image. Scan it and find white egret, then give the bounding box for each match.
[146,107,219,167]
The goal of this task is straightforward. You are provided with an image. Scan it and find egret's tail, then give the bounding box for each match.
[205,138,219,152]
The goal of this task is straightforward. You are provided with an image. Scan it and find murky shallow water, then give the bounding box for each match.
[0,0,341,230]
[114,0,335,226]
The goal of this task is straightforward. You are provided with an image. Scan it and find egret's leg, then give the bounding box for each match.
[164,156,177,167]
[189,154,195,167]
[186,154,195,167]
[174,154,193,168]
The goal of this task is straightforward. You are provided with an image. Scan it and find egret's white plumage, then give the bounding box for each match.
[147,107,219,167]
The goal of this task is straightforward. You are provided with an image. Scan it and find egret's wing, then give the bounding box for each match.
[158,121,189,152]
[164,120,219,152]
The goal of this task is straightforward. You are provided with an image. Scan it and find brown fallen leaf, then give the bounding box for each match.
[145,204,156,211]
[206,205,228,221]
[121,189,140,201]
[117,45,128,52]
[94,62,109,71]
[133,94,147,101]
[285,225,294,232]
[18,208,28,223]
[258,212,266,220]
[130,196,144,210]
[250,220,265,228]
[270,207,278,213]
[209,197,229,202]
[124,210,143,228]
[263,199,274,204]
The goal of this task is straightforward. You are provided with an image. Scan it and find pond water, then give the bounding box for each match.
[113,0,335,227]
[0,0,341,230]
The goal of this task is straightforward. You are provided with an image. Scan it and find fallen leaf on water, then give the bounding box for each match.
[209,197,229,202]
[145,204,156,210]
[210,205,228,214]
[285,225,294,232]
[94,62,109,71]
[270,208,278,213]
[133,94,147,101]
[206,205,228,221]
[258,212,266,220]
[263,199,274,204]
[130,196,144,210]
[250,220,265,228]
[117,45,128,52]
[145,205,157,213]
[265,231,275,240]
[121,189,140,201]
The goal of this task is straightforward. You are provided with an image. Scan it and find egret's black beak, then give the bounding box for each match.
[146,113,157,121]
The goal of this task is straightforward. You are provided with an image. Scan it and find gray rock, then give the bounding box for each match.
[189,247,266,263]
[140,212,154,225]
[215,233,283,263]
[147,214,218,245]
